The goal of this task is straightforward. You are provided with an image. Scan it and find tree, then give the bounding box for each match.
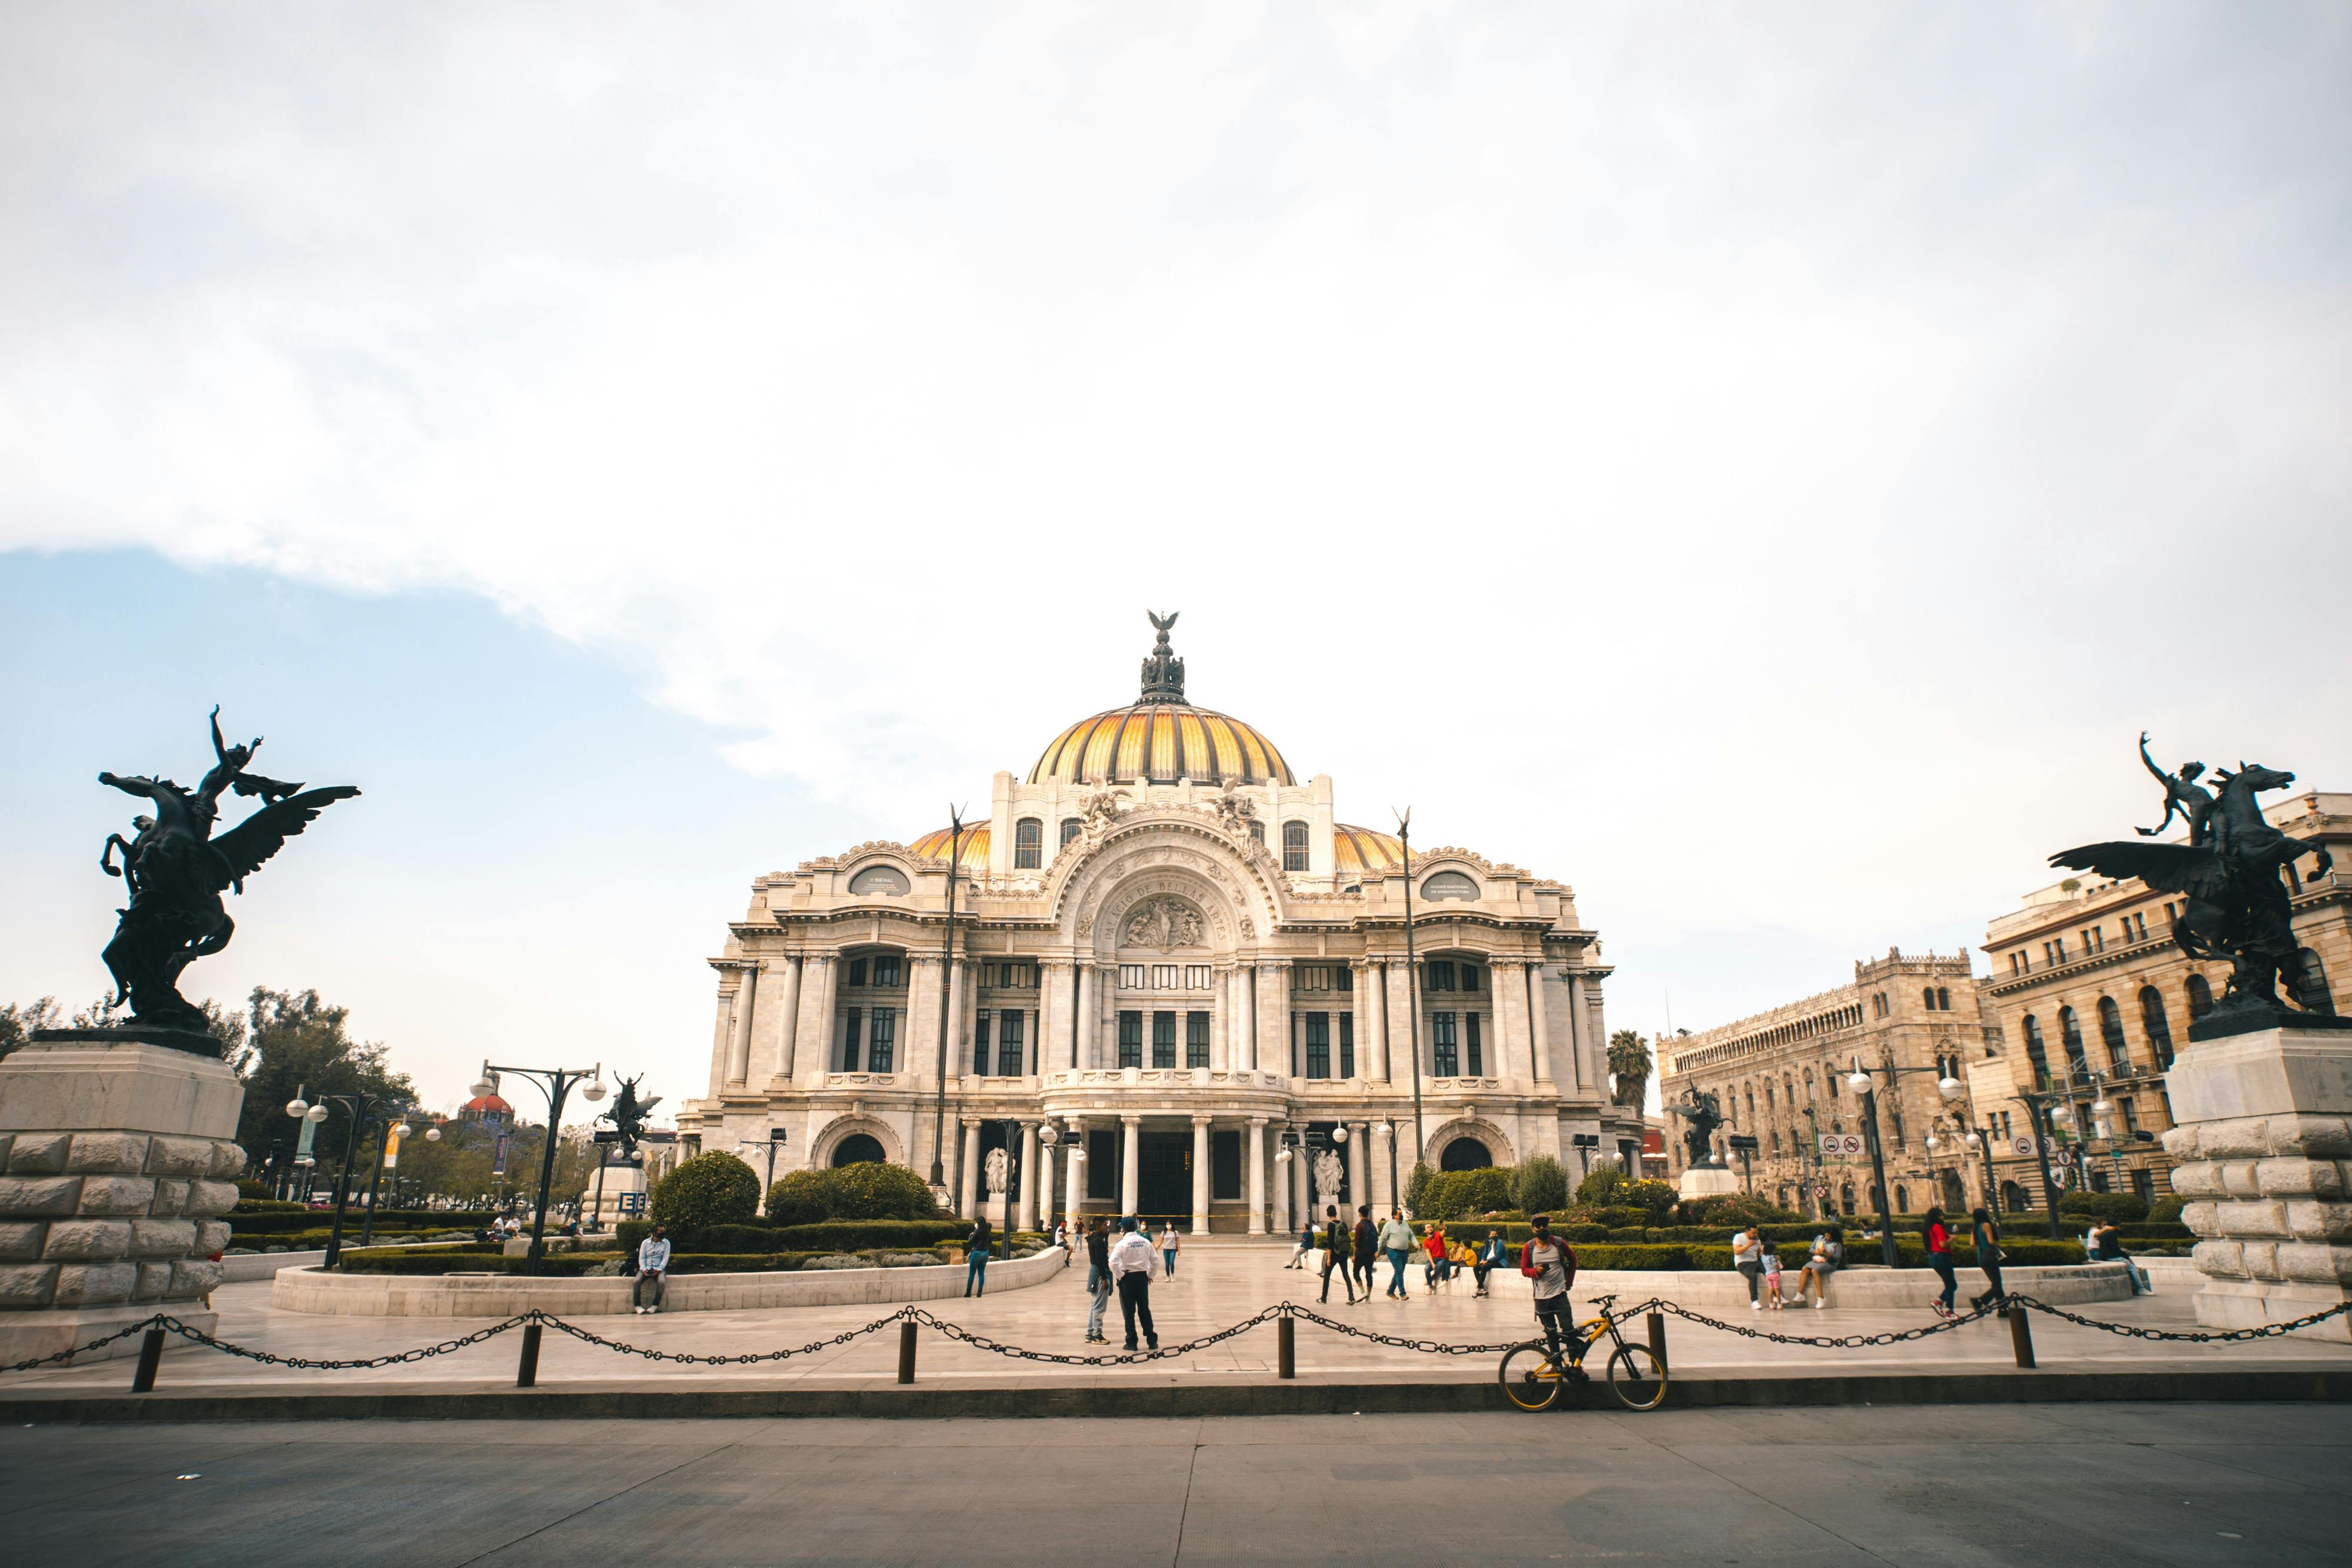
[228,988,412,1177]
[3,994,242,1064]
[1607,1029,1652,1107]
[652,1151,760,1233]
[1513,1153,1570,1215]
[0,998,62,1064]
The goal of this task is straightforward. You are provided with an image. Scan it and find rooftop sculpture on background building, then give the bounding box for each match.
[2051,737,2344,1040]
[1663,1085,1725,1168]
[89,708,358,1046]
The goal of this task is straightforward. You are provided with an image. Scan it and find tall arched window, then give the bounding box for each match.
[1937,987,1952,1010]
[1922,987,1936,1011]
[1014,817,1043,869]
[2022,1016,2049,1089]
[1059,817,1081,848]
[2097,997,2129,1070]
[1281,819,1309,872]
[1894,1184,1910,1213]
[2139,987,2175,1069]
[2058,1006,2087,1073]
[2186,974,2215,1021]
[1839,1182,1856,1216]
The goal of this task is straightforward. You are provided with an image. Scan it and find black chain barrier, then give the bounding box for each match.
[8,1290,2351,1383]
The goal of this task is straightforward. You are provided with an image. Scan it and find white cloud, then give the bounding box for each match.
[4,2,2350,1035]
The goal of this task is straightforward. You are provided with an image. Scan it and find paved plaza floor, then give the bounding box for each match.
[6,1242,2350,1396]
[3,1403,2347,1566]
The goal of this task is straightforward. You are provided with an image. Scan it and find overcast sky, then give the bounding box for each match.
[4,4,2348,1114]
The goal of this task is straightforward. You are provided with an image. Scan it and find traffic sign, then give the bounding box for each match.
[1814,1185,1830,1199]
[2011,1136,2040,1158]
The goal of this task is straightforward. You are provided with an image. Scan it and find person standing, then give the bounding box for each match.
[1732,1225,1763,1311]
[1518,1214,1583,1366]
[1474,1230,1508,1298]
[632,1222,671,1315]
[1109,1217,1161,1351]
[1083,1219,1114,1344]
[1762,1244,1785,1308]
[965,1215,994,1298]
[1318,1205,1359,1304]
[1379,1208,1415,1299]
[1968,1207,2008,1317]
[1922,1207,1960,1319]
[1159,1222,1180,1278]
[1352,1205,1379,1296]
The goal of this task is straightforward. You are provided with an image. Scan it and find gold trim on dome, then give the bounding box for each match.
[1027,704,1294,787]
[1332,823,1405,873]
[908,825,991,868]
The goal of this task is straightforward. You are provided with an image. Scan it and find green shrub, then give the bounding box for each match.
[652,1152,760,1232]
[226,1208,495,1234]
[230,1194,308,1212]
[764,1168,833,1226]
[823,1161,938,1220]
[1404,1161,1435,1217]
[2147,1195,2186,1225]
[1677,1193,1803,1229]
[1573,1165,1629,1207]
[1420,1167,1515,1220]
[616,1217,967,1255]
[2058,1192,2148,1222]
[1513,1155,1570,1216]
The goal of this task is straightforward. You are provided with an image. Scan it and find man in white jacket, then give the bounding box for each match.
[1107,1217,1161,1351]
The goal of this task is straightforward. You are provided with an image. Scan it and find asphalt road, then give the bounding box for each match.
[3,1403,2344,1566]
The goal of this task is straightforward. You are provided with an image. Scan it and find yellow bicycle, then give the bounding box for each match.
[1498,1294,1667,1412]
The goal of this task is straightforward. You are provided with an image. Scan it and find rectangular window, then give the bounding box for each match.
[2130,1168,2155,1202]
[1186,1010,1209,1068]
[1151,1010,1176,1069]
[872,955,902,987]
[1465,1012,1484,1076]
[1338,1013,1355,1078]
[1460,965,1480,993]
[1431,1011,1458,1076]
[1185,965,1212,989]
[1335,966,1353,994]
[2119,1097,2139,1135]
[868,1007,896,1073]
[1118,1010,1143,1068]
[839,1007,862,1072]
[2052,938,2066,963]
[1426,961,1456,992]
[1152,964,1180,989]
[973,1011,992,1075]
[1088,1128,1116,1199]
[847,957,869,988]
[998,1010,1026,1076]
[1282,820,1309,872]
[985,961,1036,989]
[1304,1012,1330,1079]
[1118,964,1145,989]
[1212,1129,1242,1200]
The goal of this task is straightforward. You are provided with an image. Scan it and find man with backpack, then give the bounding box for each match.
[1318,1205,1359,1304]
[1519,1214,1583,1366]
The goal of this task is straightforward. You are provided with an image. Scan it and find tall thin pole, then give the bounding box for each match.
[1395,809,1426,1187]
[523,1074,573,1277]
[932,805,966,1191]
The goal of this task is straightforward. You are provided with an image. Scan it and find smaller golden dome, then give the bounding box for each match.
[909,825,990,869]
[1333,823,1404,873]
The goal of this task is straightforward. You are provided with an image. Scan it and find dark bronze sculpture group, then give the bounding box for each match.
[90,707,358,1046]
[2051,733,2344,1041]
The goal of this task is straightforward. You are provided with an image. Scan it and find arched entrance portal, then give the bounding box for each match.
[1440,1137,1493,1171]
[831,1134,886,1167]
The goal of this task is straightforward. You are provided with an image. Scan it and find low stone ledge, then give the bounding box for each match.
[270,1245,1070,1318]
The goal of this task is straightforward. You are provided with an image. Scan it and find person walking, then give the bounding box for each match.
[1922,1207,1960,1319]
[1518,1214,1584,1368]
[1732,1225,1763,1310]
[1474,1230,1507,1297]
[632,1222,671,1315]
[1109,1217,1161,1351]
[1968,1208,2009,1316]
[1318,1205,1359,1304]
[1083,1219,1114,1344]
[1159,1222,1180,1278]
[964,1215,994,1298]
[1379,1208,1415,1299]
[1352,1206,1379,1296]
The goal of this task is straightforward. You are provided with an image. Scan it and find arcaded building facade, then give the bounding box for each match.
[675,618,1635,1232]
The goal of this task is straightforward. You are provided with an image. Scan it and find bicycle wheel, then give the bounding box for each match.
[1498,1342,1563,1411]
[1606,1343,1667,1411]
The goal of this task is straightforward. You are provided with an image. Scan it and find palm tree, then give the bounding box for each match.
[1607,1030,1651,1107]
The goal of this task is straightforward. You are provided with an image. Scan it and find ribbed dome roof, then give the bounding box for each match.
[1332,823,1405,873]
[1029,704,1293,787]
[908,824,991,868]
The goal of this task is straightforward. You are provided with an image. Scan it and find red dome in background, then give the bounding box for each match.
[462,1094,514,1117]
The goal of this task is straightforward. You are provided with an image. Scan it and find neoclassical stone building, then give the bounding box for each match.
[675,617,1633,1232]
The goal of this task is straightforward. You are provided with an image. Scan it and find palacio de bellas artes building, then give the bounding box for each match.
[675,614,1638,1233]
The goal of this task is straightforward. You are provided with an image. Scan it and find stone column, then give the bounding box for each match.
[1259,961,1290,1079]
[1371,1121,1394,1210]
[769,956,805,1083]
[1369,960,1391,1082]
[1078,964,1099,1070]
[0,1034,249,1365]
[796,956,837,1087]
[1562,970,1589,1091]
[1120,1115,1141,1219]
[1247,1116,1268,1235]
[1040,959,1070,1074]
[1347,1122,1368,1210]
[1240,964,1258,1071]
[1528,962,1554,1083]
[943,957,967,1087]
[1273,1129,1292,1235]
[724,963,758,1085]
[1065,1120,1089,1228]
[2165,1023,2352,1338]
[1210,967,1230,1071]
[1018,1122,1040,1232]
[957,1119,981,1218]
[1493,960,1530,1083]
[1191,1116,1211,1234]
[1037,1142,1058,1234]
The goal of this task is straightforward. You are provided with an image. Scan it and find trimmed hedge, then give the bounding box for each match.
[765,1162,937,1225]
[2057,1192,2149,1222]
[226,1208,496,1234]
[616,1217,969,1255]
[336,1246,964,1277]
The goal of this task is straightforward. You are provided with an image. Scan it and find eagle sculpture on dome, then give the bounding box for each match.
[1139,608,1186,703]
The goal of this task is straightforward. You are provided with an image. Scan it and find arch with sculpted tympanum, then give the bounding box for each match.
[1425,1115,1516,1170]
[810,1115,906,1170]
[1050,815,1281,957]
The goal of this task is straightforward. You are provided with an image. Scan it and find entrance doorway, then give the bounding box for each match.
[1137,1131,1189,1221]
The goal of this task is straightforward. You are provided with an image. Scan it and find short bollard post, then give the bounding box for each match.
[1277,1314,1296,1379]
[516,1322,544,1388]
[129,1326,166,1393]
[897,1320,918,1384]
[2008,1303,2035,1369]
[1646,1311,1668,1374]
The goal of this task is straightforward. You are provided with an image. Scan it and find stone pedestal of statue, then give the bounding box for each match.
[585,1161,649,1232]
[0,1031,248,1365]
[2165,1024,2352,1342]
[987,1192,1013,1235]
[1677,1165,1741,1202]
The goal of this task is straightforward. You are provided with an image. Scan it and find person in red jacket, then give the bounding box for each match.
[1519,1214,1585,1366]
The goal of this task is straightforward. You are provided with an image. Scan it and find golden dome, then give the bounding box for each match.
[1029,704,1294,787]
[1332,823,1404,873]
[908,824,990,869]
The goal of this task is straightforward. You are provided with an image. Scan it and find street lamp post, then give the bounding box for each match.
[475,1058,606,1275]
[738,1128,790,1214]
[1395,808,1426,1179]
[1726,1133,1758,1193]
[2009,1066,2111,1240]
[287,1091,413,1271]
[932,805,968,1191]
[1845,1057,1967,1268]
[1379,1119,1399,1211]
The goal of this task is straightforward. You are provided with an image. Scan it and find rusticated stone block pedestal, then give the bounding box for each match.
[2162,1025,2352,1342]
[0,1033,247,1366]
